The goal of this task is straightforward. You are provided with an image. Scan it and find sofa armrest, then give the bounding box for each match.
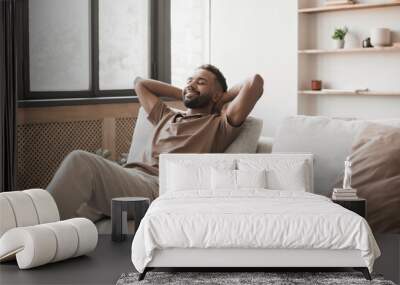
[256,136,274,153]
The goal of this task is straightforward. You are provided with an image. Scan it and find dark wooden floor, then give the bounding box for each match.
[374,234,400,284]
[1,234,399,285]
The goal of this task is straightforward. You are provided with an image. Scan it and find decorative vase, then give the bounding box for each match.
[370,28,391,47]
[311,80,322,91]
[335,39,345,49]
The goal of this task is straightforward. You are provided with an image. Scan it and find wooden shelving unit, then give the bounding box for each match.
[298,1,400,104]
[298,1,400,13]
[298,90,400,96]
[299,46,400,54]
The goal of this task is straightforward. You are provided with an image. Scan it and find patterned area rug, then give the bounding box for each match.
[116,271,396,285]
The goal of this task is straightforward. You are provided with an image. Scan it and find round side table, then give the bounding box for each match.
[111,197,150,242]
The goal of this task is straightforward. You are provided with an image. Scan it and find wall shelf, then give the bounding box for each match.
[299,90,400,96]
[298,2,400,14]
[298,46,400,54]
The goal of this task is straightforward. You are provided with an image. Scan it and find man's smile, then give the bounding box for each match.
[184,91,200,99]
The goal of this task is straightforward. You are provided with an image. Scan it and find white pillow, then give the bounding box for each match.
[266,161,307,191]
[211,168,267,191]
[238,159,310,192]
[168,163,211,191]
[237,169,267,189]
[166,160,235,192]
[211,168,236,190]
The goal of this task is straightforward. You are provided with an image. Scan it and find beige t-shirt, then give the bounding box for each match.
[126,99,242,176]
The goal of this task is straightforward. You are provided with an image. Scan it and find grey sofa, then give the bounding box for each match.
[97,113,400,283]
[97,113,400,232]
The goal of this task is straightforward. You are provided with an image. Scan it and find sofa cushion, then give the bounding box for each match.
[337,124,400,233]
[224,116,263,153]
[272,116,400,196]
[127,107,154,164]
[126,107,263,164]
[272,116,366,196]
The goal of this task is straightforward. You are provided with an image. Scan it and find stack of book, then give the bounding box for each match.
[332,188,358,200]
[325,0,355,6]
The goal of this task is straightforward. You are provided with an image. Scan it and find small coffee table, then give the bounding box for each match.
[111,197,150,242]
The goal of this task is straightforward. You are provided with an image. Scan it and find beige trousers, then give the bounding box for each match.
[47,150,159,222]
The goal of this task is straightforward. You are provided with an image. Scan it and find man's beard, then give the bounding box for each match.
[183,93,212,109]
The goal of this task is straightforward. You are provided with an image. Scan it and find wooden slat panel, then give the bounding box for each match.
[17,120,103,190]
[17,103,141,124]
[102,118,116,160]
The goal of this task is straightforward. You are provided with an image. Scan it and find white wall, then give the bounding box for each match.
[210,0,298,136]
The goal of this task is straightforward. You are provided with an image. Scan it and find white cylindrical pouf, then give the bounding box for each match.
[67,218,98,257]
[24,189,60,224]
[1,192,39,227]
[0,218,98,269]
[0,189,60,238]
[0,226,57,269]
[43,221,79,262]
[0,196,17,237]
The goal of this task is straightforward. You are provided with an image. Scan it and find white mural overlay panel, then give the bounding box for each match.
[99,0,150,90]
[171,0,210,88]
[29,0,91,91]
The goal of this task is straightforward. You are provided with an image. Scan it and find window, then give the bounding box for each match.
[22,0,211,105]
[23,0,159,103]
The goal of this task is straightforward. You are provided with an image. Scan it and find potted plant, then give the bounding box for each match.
[332,27,348,49]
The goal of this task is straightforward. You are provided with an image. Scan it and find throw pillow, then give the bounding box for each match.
[337,123,400,233]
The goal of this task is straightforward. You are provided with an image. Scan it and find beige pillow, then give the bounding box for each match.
[340,124,400,233]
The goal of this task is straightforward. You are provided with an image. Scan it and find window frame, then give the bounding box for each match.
[19,0,171,107]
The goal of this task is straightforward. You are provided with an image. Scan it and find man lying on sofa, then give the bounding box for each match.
[47,64,264,221]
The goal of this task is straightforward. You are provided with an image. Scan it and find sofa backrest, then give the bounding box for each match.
[271,116,400,197]
[127,107,263,164]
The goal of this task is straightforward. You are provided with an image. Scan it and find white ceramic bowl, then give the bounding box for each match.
[371,28,391,47]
